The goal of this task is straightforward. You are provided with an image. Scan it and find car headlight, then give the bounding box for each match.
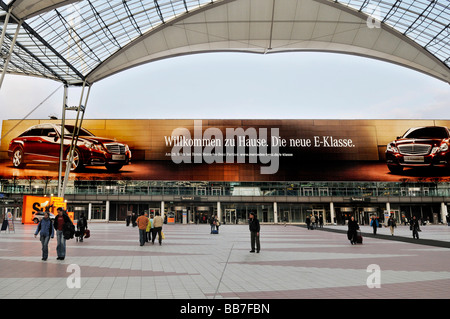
[439,143,449,152]
[125,144,131,158]
[84,141,103,151]
[386,143,398,153]
[431,143,449,154]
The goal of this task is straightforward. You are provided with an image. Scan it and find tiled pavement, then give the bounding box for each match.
[0,222,449,300]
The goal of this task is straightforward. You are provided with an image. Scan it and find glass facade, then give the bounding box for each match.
[0,179,448,225]
[2,179,449,198]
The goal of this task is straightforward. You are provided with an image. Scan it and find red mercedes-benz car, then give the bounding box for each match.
[8,123,131,172]
[386,126,450,173]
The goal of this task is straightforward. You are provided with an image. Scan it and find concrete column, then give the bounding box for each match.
[386,202,391,225]
[441,202,448,224]
[330,202,335,225]
[217,202,221,222]
[161,201,165,219]
[105,200,110,222]
[88,203,92,220]
[273,202,278,224]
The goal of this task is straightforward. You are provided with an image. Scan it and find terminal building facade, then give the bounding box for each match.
[1,179,449,226]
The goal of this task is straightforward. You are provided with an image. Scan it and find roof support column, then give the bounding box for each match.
[58,82,92,198]
[0,16,22,89]
[57,84,68,197]
[0,7,12,51]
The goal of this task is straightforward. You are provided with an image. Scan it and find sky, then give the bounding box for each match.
[0,51,450,134]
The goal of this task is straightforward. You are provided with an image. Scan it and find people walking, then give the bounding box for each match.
[410,215,421,239]
[347,216,359,245]
[126,211,132,226]
[310,214,316,230]
[248,212,260,253]
[387,215,396,236]
[53,207,73,260]
[209,214,216,234]
[305,215,311,230]
[152,212,164,245]
[136,211,149,246]
[370,216,379,235]
[131,212,137,227]
[77,212,88,242]
[34,212,54,261]
[215,215,220,234]
[319,215,324,228]
[147,213,154,243]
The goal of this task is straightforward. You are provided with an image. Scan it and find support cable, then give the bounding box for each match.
[213,242,235,299]
[0,83,63,142]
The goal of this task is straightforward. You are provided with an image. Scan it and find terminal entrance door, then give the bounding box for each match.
[282,211,290,223]
[225,209,237,224]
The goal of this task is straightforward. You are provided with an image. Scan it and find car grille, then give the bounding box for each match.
[398,144,431,155]
[104,143,126,154]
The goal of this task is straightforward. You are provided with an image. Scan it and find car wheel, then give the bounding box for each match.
[66,148,83,172]
[388,165,403,174]
[105,164,123,172]
[33,218,39,224]
[12,147,26,168]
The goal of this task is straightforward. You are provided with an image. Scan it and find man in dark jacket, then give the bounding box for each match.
[370,216,379,235]
[249,212,260,253]
[53,208,73,260]
[411,216,420,239]
[77,212,88,242]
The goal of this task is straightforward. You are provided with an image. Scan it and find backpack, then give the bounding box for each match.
[78,217,85,228]
[63,223,75,240]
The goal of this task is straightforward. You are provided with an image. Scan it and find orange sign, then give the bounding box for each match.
[22,195,70,225]
[50,196,66,212]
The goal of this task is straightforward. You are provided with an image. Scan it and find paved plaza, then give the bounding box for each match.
[1,222,449,300]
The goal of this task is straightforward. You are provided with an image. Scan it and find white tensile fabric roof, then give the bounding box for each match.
[1,0,449,85]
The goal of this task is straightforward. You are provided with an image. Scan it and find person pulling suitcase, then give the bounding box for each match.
[347,216,360,245]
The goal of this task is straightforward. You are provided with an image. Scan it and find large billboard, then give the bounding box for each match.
[1,119,449,182]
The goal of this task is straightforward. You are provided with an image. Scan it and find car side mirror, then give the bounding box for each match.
[396,136,402,140]
[48,132,58,142]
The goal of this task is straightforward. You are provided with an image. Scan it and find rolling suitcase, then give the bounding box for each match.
[84,229,90,239]
[355,230,363,244]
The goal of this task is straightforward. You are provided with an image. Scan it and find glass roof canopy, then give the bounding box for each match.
[341,0,449,68]
[1,0,449,86]
[1,0,218,84]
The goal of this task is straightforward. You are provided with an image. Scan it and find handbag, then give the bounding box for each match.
[161,231,165,239]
